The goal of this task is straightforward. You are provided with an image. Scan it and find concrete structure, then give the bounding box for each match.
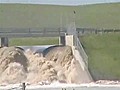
[65,34,93,82]
[0,37,9,47]
[59,34,74,46]
[59,33,66,46]
[65,35,74,47]
[0,28,66,47]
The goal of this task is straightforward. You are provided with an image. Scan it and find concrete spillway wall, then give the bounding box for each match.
[65,34,93,83]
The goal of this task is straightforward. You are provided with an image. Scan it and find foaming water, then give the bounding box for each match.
[0,46,86,85]
[0,46,120,88]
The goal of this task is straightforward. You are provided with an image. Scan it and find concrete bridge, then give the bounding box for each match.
[0,28,67,47]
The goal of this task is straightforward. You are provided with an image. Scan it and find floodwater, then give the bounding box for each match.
[0,83,120,90]
[0,45,120,90]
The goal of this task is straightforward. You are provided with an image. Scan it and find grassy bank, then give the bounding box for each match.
[9,37,59,46]
[80,33,120,80]
[0,3,120,29]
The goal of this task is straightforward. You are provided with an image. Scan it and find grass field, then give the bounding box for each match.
[9,37,59,46]
[80,33,120,80]
[0,3,120,29]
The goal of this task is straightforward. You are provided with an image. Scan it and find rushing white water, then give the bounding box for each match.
[0,46,89,85]
[0,46,120,90]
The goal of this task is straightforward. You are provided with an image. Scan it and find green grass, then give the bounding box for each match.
[80,33,120,80]
[0,3,120,29]
[9,37,59,46]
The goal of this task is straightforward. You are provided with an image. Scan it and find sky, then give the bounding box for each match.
[0,0,120,5]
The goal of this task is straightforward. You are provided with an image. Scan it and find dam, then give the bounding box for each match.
[0,35,92,84]
[0,25,94,88]
[0,26,119,90]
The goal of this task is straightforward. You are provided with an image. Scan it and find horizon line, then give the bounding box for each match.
[0,2,120,6]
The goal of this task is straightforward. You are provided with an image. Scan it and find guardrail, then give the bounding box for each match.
[2,27,120,37]
[75,37,88,68]
[77,28,120,36]
[0,28,67,37]
[66,24,89,68]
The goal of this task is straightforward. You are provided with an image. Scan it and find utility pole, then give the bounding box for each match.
[60,13,63,31]
[73,10,76,25]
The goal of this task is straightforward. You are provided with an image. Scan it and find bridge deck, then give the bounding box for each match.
[0,28,67,37]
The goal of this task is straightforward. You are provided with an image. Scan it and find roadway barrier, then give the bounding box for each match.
[0,28,67,37]
[77,28,120,36]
